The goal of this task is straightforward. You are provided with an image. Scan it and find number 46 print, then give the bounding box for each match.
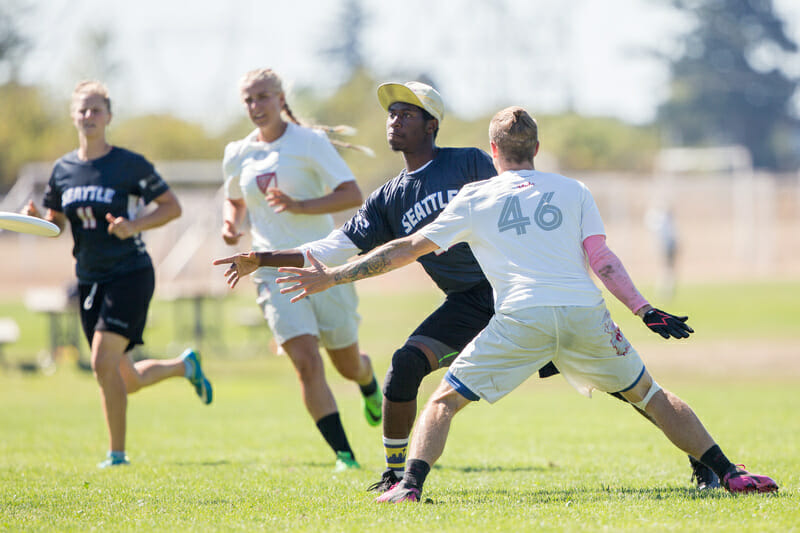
[498,192,562,235]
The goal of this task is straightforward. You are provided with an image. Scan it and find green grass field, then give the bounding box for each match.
[1,281,798,531]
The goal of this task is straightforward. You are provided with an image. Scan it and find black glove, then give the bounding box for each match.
[642,308,694,339]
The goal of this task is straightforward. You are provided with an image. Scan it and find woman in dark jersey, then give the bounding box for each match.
[23,81,213,468]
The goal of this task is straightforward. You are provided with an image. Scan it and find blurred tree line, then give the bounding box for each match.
[0,70,660,194]
[0,0,797,194]
[658,0,799,169]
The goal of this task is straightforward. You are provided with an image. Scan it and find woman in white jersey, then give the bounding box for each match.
[221,68,380,471]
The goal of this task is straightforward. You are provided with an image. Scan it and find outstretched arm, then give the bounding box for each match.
[212,229,361,289]
[584,234,693,339]
[212,250,304,288]
[275,233,438,302]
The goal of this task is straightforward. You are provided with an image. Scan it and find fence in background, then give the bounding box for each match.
[2,160,799,299]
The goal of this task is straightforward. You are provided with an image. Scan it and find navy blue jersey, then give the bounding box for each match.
[43,147,169,283]
[341,147,496,294]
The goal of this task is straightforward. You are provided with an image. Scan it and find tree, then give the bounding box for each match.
[318,0,368,83]
[0,83,74,190]
[657,0,799,169]
[0,1,30,83]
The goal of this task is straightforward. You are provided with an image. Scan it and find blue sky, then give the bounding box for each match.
[14,0,800,131]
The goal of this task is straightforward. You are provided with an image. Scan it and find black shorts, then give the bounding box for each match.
[78,266,155,352]
[410,280,494,367]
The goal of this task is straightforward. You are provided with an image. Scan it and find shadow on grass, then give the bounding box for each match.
[419,484,788,505]
[174,460,232,467]
[435,463,553,474]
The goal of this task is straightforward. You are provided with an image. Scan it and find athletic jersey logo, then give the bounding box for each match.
[401,189,459,234]
[256,172,277,194]
[62,185,115,207]
[139,173,164,193]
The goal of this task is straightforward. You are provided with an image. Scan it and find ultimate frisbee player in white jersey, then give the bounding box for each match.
[221,68,380,472]
[276,106,778,500]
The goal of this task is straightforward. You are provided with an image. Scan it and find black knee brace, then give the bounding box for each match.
[383,345,432,403]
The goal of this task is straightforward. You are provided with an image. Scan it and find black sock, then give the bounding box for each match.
[403,459,431,489]
[699,444,735,480]
[359,376,378,397]
[316,413,354,458]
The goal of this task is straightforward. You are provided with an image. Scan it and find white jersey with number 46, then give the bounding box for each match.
[420,169,606,314]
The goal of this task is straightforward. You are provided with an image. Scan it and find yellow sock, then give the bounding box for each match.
[383,436,408,476]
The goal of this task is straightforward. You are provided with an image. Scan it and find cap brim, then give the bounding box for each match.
[377,83,426,113]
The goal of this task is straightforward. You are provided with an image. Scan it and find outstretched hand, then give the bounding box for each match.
[212,251,260,288]
[275,251,335,303]
[641,308,694,339]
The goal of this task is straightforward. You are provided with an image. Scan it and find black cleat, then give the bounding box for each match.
[690,456,721,490]
[366,469,401,493]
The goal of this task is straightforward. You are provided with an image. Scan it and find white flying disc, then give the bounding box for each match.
[0,212,60,237]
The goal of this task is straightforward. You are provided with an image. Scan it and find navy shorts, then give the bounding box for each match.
[78,266,155,352]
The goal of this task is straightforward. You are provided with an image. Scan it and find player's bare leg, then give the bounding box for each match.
[327,343,381,426]
[90,330,130,466]
[383,399,417,438]
[116,348,212,404]
[119,355,185,394]
[283,334,359,469]
[609,390,719,489]
[283,334,337,419]
[326,343,373,386]
[622,371,713,457]
[621,369,777,493]
[408,381,471,465]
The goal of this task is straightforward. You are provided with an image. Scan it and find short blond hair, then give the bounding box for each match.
[489,106,538,163]
[71,80,111,113]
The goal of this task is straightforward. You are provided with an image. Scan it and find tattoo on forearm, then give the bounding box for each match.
[334,249,393,284]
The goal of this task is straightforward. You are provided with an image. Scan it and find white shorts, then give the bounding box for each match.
[255,269,360,350]
[447,303,645,403]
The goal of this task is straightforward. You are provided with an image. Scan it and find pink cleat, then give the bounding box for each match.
[375,484,421,503]
[722,465,778,494]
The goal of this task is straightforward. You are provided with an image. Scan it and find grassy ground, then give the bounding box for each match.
[1,280,798,531]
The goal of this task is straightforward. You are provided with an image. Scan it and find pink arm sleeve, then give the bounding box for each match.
[583,234,649,314]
